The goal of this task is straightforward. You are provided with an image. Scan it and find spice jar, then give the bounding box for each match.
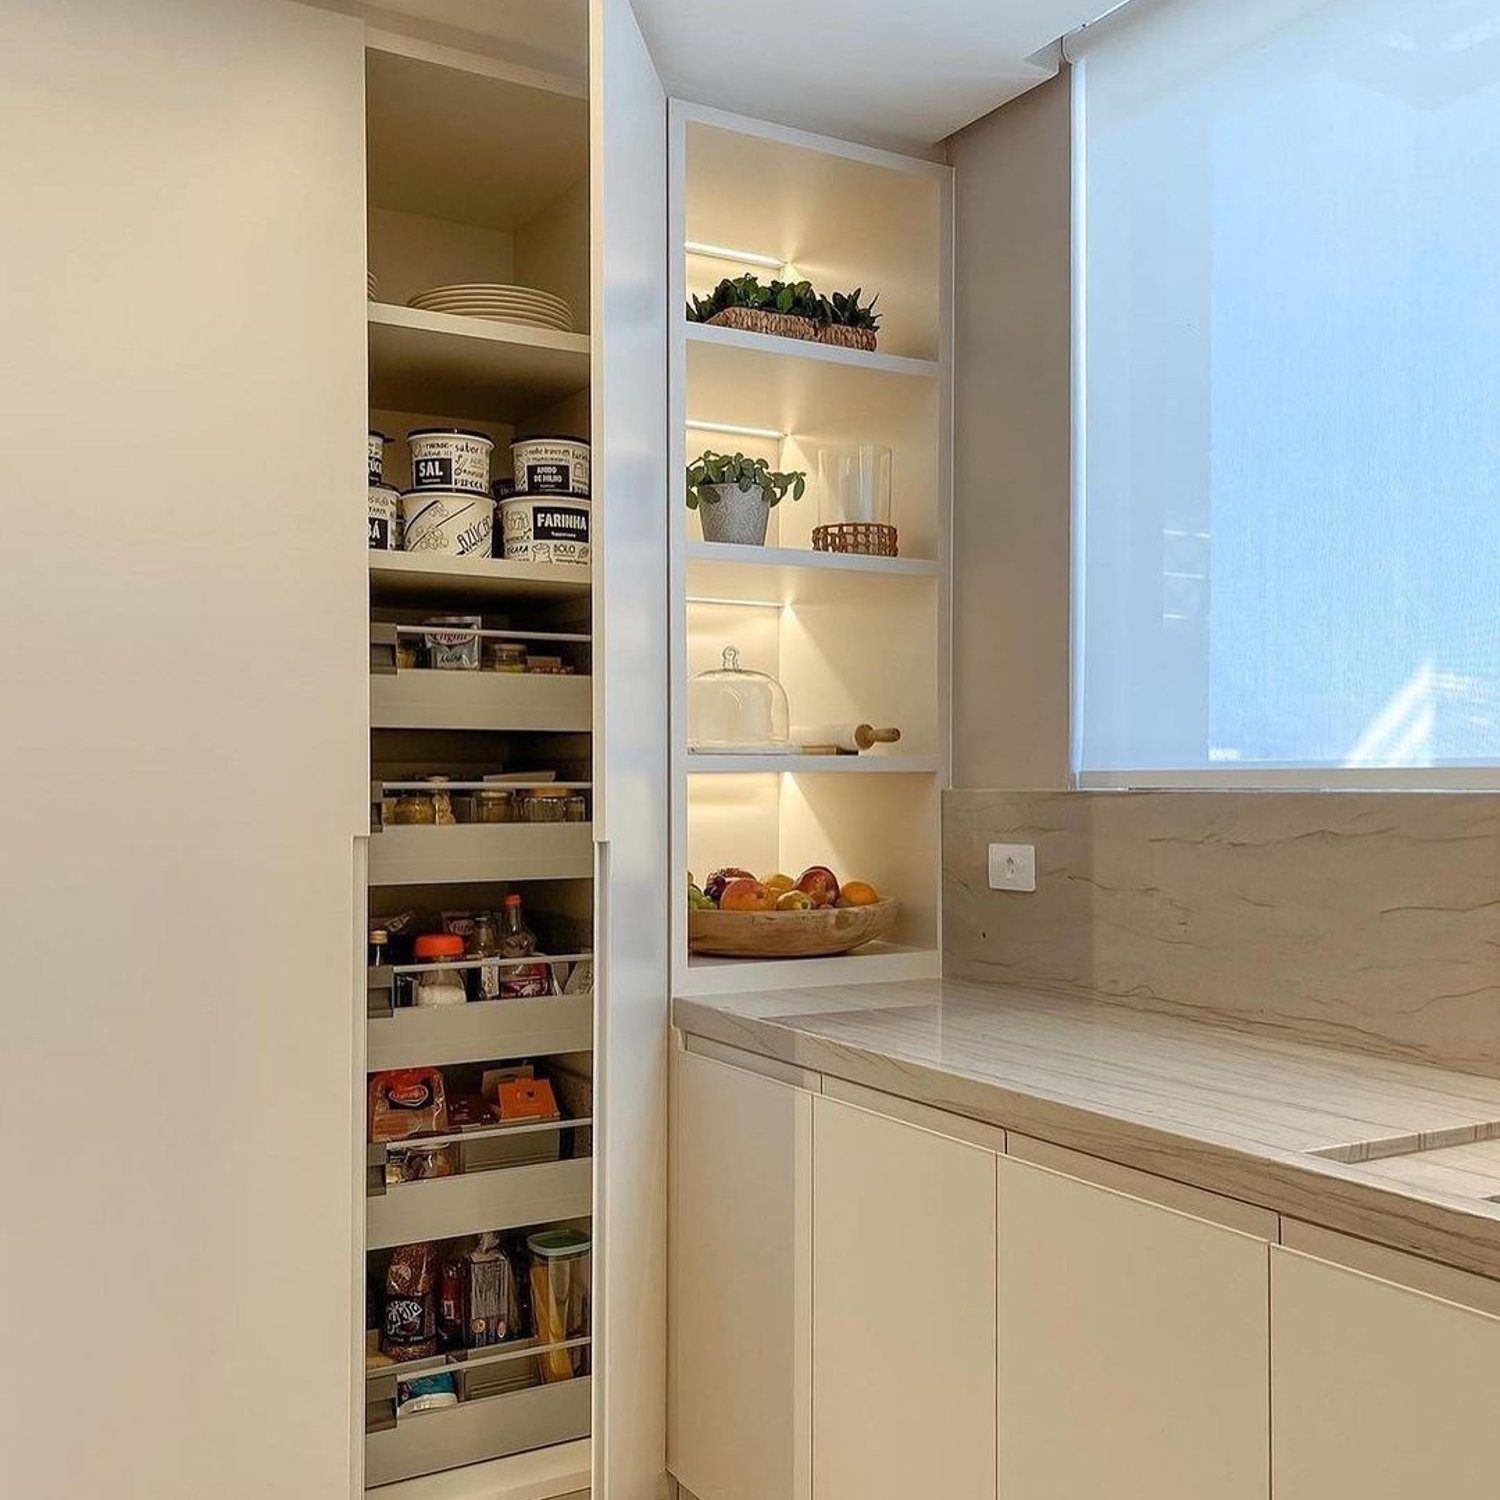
[564,794,587,824]
[473,789,516,824]
[482,640,528,673]
[524,789,570,823]
[389,792,437,826]
[422,776,456,826]
[412,934,467,1008]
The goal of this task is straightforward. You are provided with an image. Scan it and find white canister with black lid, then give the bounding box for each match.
[510,436,589,497]
[407,428,494,495]
[368,482,401,551]
[402,487,494,557]
[500,495,591,566]
[368,430,389,485]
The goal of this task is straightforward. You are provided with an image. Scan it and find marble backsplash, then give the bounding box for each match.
[943,790,1500,1075]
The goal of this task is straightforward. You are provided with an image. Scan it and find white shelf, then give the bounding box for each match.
[370,551,592,605]
[678,941,940,998]
[369,302,590,422]
[686,540,937,605]
[685,318,938,379]
[686,754,938,775]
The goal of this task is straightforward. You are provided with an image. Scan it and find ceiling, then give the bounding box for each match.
[330,0,1122,153]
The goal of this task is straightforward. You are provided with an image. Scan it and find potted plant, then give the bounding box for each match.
[686,275,822,342]
[686,451,807,546]
[815,287,881,351]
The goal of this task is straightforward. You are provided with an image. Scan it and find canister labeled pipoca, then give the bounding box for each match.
[500,496,591,566]
[407,428,494,495]
[402,488,494,557]
[510,436,589,497]
[368,482,400,551]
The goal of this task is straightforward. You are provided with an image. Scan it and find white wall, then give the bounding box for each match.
[0,3,368,1495]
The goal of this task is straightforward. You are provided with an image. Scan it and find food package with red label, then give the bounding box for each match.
[368,1067,449,1143]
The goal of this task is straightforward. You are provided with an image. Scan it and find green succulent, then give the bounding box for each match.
[686,275,822,323]
[686,450,807,510]
[818,287,882,331]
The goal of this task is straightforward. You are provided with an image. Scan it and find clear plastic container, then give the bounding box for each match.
[687,645,792,754]
[412,934,467,1008]
[527,1228,590,1382]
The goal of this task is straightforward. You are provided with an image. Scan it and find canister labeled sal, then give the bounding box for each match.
[407,428,494,495]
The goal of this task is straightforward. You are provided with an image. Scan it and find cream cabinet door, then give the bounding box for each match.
[812,1094,997,1500]
[670,1049,812,1500]
[998,1158,1270,1500]
[1272,1246,1500,1500]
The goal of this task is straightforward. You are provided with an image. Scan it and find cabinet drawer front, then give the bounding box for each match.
[813,1095,996,1500]
[999,1158,1269,1500]
[1271,1247,1500,1500]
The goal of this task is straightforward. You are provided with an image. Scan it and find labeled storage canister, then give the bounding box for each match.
[368,430,389,484]
[368,482,401,551]
[510,436,589,497]
[401,488,494,557]
[499,496,590,567]
[407,428,494,494]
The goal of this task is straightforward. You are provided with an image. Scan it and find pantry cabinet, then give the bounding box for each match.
[1271,1245,1500,1500]
[997,1154,1271,1500]
[811,1095,997,1500]
[670,1047,812,1500]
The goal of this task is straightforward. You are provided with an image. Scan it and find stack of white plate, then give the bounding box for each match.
[407,283,573,332]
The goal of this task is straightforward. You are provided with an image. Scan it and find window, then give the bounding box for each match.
[1072,0,1500,783]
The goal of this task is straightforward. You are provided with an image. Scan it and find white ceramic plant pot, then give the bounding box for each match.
[698,482,772,546]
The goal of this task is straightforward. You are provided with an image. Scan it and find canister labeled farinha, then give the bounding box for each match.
[368,482,401,551]
[510,436,589,497]
[500,496,590,566]
[407,429,494,495]
[402,488,494,557]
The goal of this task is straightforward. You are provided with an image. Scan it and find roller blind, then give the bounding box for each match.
[1073,0,1500,781]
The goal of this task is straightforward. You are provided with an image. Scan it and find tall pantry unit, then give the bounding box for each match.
[3,2,667,1499]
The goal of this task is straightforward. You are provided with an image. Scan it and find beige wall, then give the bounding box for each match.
[948,70,1073,789]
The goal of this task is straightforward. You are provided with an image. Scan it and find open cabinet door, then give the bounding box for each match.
[590,1,671,1497]
[0,3,367,1497]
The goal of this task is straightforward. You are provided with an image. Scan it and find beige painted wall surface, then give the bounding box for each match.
[947,71,1073,789]
[944,790,1500,1073]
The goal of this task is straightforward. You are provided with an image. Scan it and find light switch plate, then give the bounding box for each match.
[988,843,1036,892]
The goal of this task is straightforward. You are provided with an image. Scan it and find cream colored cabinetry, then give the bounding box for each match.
[811,1095,997,1500]
[997,1155,1270,1500]
[1271,1244,1500,1500]
[670,1048,812,1500]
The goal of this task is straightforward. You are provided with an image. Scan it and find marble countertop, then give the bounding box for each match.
[673,976,1500,1280]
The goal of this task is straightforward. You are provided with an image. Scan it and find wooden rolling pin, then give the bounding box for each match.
[792,723,902,754]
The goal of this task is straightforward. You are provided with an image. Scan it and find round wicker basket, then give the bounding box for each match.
[813,522,899,557]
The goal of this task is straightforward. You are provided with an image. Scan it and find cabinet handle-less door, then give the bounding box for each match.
[812,1095,996,1500]
[997,1158,1269,1500]
[1272,1247,1500,1500]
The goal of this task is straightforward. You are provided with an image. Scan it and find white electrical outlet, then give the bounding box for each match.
[988,843,1036,892]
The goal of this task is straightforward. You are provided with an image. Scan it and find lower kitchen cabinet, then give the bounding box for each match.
[671,1048,812,1500]
[1271,1245,1500,1500]
[812,1094,997,1500]
[997,1156,1271,1500]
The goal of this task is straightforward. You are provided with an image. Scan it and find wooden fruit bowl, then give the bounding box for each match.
[688,898,898,959]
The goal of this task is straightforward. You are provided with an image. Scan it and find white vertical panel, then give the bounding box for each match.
[590,1,670,1496]
[0,2,367,1497]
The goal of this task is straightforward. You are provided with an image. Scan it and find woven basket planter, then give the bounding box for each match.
[814,522,898,557]
[706,307,817,341]
[815,324,878,352]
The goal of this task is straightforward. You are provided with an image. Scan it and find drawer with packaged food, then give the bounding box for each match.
[366,1222,592,1487]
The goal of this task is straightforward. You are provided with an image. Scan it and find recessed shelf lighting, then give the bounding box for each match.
[685,240,785,271]
[685,419,785,440]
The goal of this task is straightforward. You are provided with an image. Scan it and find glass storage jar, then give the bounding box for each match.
[524,789,571,823]
[411,933,468,1007]
[527,1229,590,1382]
[687,646,792,754]
[388,791,436,825]
[422,776,456,825]
[473,789,517,824]
[483,640,527,672]
[564,794,587,824]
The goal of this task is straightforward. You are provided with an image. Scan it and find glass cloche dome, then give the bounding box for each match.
[687,646,793,754]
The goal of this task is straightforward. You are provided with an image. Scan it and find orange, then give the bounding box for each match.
[720,877,775,912]
[838,880,880,906]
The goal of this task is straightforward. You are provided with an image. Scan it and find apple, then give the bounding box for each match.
[795,865,841,908]
[720,877,775,912]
